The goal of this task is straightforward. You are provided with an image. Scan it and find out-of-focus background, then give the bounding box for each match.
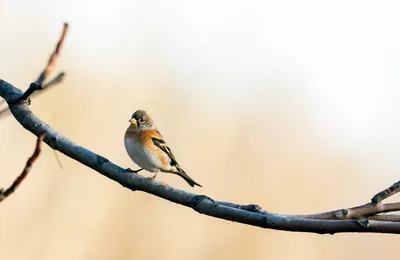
[1,0,400,259]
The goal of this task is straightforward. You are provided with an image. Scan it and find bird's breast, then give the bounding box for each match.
[124,134,163,172]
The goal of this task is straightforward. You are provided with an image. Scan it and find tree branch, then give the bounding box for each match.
[35,23,69,85]
[0,133,45,202]
[1,79,400,234]
[218,201,400,221]
[369,214,400,222]
[372,180,400,204]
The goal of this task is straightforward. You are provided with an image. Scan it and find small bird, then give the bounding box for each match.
[124,110,202,187]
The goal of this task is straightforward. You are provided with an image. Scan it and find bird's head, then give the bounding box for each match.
[129,110,155,131]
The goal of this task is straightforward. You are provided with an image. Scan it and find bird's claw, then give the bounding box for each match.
[125,168,143,174]
[146,172,158,181]
[146,176,156,181]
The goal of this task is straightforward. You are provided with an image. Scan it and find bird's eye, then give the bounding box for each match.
[138,118,146,124]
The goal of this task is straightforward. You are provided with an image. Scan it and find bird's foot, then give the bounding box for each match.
[146,172,158,181]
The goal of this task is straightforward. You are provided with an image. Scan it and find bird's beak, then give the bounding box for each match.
[129,118,137,126]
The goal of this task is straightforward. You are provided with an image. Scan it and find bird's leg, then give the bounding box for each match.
[125,168,143,173]
[147,172,158,181]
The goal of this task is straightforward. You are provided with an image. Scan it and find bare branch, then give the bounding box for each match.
[0,133,45,203]
[286,202,400,220]
[372,180,400,204]
[18,72,66,102]
[369,214,400,222]
[0,23,68,117]
[2,79,400,234]
[218,201,400,222]
[42,72,65,89]
[35,23,69,85]
[18,82,43,101]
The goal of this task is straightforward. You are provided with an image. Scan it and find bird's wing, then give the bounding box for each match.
[149,131,202,187]
[151,137,179,166]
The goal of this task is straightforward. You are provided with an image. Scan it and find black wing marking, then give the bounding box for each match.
[152,137,202,187]
[152,137,178,166]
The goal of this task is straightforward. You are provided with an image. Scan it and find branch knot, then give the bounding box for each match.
[334,209,348,219]
[18,82,43,102]
[189,195,214,212]
[239,204,263,213]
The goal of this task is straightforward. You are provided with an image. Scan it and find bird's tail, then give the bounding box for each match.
[175,165,202,187]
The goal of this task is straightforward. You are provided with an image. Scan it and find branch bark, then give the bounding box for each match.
[372,180,400,204]
[1,79,400,234]
[0,133,45,202]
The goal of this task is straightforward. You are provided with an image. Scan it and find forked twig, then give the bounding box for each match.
[0,23,68,113]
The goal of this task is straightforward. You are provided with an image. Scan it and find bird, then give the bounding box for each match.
[124,110,202,187]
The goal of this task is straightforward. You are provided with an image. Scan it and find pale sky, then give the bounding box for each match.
[2,0,400,169]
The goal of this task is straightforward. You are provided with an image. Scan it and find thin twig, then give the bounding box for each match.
[18,72,66,102]
[2,79,400,234]
[52,149,63,169]
[372,180,400,204]
[18,82,43,101]
[368,214,400,222]
[42,72,65,89]
[218,201,400,221]
[0,133,45,203]
[36,23,69,85]
[284,202,400,220]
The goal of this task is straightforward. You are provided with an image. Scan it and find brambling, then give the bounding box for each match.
[124,110,202,187]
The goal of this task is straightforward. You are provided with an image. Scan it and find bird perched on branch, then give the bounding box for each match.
[124,110,202,187]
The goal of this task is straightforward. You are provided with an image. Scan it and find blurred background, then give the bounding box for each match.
[1,0,400,259]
